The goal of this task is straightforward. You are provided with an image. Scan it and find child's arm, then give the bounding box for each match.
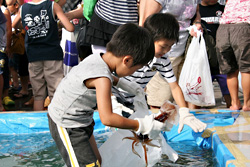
[53,2,74,32]
[2,7,12,57]
[65,4,84,20]
[86,77,164,139]
[169,81,207,133]
[90,77,139,130]
[169,81,187,108]
[12,9,22,29]
[138,0,162,26]
[55,0,66,7]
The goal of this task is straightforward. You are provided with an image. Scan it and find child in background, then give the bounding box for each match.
[48,23,166,166]
[0,8,6,111]
[199,0,231,108]
[122,13,207,134]
[7,0,30,99]
[1,0,15,107]
[12,0,74,111]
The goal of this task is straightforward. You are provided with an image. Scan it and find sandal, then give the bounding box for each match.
[14,92,29,98]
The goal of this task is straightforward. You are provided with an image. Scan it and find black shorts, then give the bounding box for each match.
[216,23,250,74]
[47,114,100,167]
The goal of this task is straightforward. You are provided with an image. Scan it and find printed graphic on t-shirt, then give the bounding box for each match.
[201,10,223,24]
[24,10,49,38]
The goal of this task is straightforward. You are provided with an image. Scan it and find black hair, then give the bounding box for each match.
[144,13,179,43]
[106,23,155,66]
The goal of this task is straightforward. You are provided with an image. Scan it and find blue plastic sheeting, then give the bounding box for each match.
[163,111,239,144]
[163,111,238,167]
[212,134,235,167]
[0,112,105,134]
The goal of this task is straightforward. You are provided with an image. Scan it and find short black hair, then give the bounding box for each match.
[106,23,155,66]
[144,13,179,43]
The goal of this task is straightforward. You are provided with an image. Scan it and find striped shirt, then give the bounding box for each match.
[124,55,176,89]
[94,0,138,25]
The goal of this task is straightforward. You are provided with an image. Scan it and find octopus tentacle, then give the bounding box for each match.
[132,140,141,158]
[142,144,148,167]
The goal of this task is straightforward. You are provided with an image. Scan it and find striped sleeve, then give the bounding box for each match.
[156,56,176,83]
[124,55,176,88]
[95,0,138,25]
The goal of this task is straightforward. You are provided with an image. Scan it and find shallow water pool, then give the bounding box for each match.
[0,131,219,167]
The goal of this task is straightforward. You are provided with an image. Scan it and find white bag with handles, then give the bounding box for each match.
[179,32,215,106]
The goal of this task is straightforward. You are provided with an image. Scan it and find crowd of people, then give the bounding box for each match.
[0,0,249,166]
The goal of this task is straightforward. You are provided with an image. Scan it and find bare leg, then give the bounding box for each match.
[223,94,231,108]
[227,70,242,110]
[89,134,102,166]
[19,75,29,94]
[14,75,29,97]
[33,99,45,111]
[241,72,250,111]
[24,96,34,106]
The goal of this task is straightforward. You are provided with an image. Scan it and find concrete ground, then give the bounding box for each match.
[2,80,243,112]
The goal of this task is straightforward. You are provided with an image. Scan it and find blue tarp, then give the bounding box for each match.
[0,110,239,167]
[0,112,105,134]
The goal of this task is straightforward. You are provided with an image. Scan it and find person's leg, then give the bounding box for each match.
[1,52,15,106]
[44,60,64,101]
[227,70,241,110]
[9,66,19,88]
[14,52,29,97]
[33,100,44,111]
[89,134,102,165]
[241,72,250,111]
[9,54,20,89]
[216,74,231,108]
[0,74,3,111]
[28,61,46,111]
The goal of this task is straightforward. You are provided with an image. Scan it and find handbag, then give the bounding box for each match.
[11,29,25,55]
[179,32,215,106]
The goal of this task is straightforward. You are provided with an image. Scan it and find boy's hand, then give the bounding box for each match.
[117,78,144,96]
[178,107,207,133]
[135,114,164,139]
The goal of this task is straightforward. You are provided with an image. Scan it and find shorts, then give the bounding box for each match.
[47,114,100,167]
[146,56,184,107]
[0,51,10,89]
[216,23,250,74]
[212,74,230,95]
[29,60,63,100]
[9,53,20,71]
[146,72,173,107]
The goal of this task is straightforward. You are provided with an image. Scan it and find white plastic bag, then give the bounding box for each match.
[60,28,80,75]
[179,32,215,106]
[99,97,178,167]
